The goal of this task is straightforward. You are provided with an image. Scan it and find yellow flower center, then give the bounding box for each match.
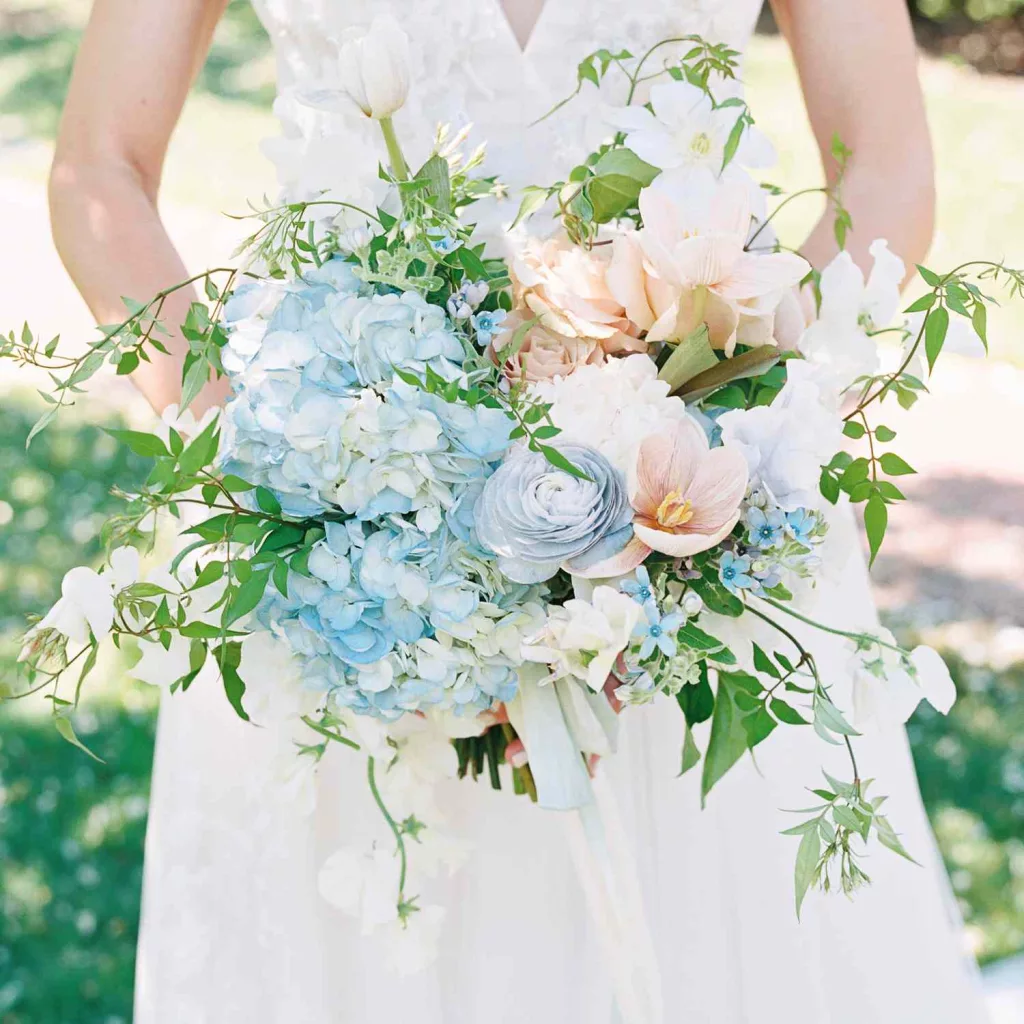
[690,132,713,158]
[655,490,694,529]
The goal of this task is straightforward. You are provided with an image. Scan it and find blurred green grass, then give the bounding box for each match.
[1,5,1023,1022]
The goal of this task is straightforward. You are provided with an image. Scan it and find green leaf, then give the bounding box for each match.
[916,265,942,287]
[255,486,283,515]
[107,428,170,459]
[178,622,248,639]
[753,643,781,680]
[794,827,820,918]
[842,420,866,439]
[417,154,452,215]
[903,293,935,314]
[456,245,488,279]
[538,445,591,481]
[863,494,888,566]
[677,664,715,726]
[680,723,701,776]
[771,698,808,725]
[971,302,988,351]
[818,468,840,505]
[592,147,659,186]
[177,416,221,475]
[721,112,747,170]
[116,350,140,376]
[874,814,919,864]
[878,453,915,477]
[742,706,777,748]
[586,173,642,222]
[221,474,256,492]
[689,567,744,618]
[678,623,729,656]
[701,672,750,805]
[272,556,290,597]
[676,345,781,402]
[55,716,106,763]
[224,566,272,625]
[874,425,896,443]
[215,641,250,722]
[510,186,550,229]
[924,305,949,372]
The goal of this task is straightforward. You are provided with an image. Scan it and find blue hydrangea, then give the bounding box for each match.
[217,258,543,718]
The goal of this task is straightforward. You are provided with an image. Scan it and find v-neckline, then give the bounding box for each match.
[495,0,554,56]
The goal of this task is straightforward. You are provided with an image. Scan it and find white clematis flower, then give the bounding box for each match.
[798,240,906,397]
[338,16,411,120]
[608,80,774,177]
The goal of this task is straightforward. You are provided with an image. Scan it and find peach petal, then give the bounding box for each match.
[682,446,749,531]
[717,251,811,301]
[569,535,653,579]
[634,513,741,558]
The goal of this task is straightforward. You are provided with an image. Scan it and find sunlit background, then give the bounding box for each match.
[1,1,1023,1021]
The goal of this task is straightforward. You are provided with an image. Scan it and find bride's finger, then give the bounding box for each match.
[505,737,528,768]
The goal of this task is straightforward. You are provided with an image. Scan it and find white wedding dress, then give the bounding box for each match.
[134,2,990,1021]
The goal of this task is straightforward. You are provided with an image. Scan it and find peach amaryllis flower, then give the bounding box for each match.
[576,417,748,578]
[607,176,809,354]
[630,418,748,558]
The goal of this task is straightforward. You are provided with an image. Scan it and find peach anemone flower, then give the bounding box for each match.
[607,177,809,354]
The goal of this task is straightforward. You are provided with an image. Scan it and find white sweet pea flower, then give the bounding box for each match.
[34,546,141,646]
[37,567,115,646]
[848,632,957,730]
[159,403,220,444]
[338,16,411,120]
[385,904,446,976]
[718,361,844,511]
[909,645,958,714]
[130,635,191,689]
[798,240,906,397]
[318,844,400,931]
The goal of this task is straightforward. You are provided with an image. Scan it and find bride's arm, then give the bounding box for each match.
[770,0,936,274]
[49,0,231,415]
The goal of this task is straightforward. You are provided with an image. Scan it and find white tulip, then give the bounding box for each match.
[338,16,411,121]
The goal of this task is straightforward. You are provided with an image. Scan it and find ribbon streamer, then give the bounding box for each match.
[507,669,664,1024]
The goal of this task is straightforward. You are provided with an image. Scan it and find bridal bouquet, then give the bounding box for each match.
[6,17,1023,982]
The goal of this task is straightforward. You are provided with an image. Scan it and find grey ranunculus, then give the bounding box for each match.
[474,444,634,584]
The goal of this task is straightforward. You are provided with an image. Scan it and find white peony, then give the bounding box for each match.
[718,361,844,511]
[532,354,699,475]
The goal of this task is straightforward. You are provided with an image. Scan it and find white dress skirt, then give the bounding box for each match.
[134,1,990,1020]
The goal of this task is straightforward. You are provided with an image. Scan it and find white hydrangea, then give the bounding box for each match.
[532,354,699,474]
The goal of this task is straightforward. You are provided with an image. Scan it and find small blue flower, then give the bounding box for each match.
[785,508,816,546]
[719,551,754,594]
[745,506,786,549]
[430,232,463,255]
[633,603,685,661]
[620,566,655,607]
[471,308,508,347]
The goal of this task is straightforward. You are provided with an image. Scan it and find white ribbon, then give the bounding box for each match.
[507,668,664,1024]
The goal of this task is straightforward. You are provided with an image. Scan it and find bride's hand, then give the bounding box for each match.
[496,673,622,776]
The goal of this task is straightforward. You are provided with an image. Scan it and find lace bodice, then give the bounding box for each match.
[252,0,765,231]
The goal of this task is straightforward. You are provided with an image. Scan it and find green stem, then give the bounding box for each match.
[379,117,410,181]
[367,756,408,903]
[755,595,905,655]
